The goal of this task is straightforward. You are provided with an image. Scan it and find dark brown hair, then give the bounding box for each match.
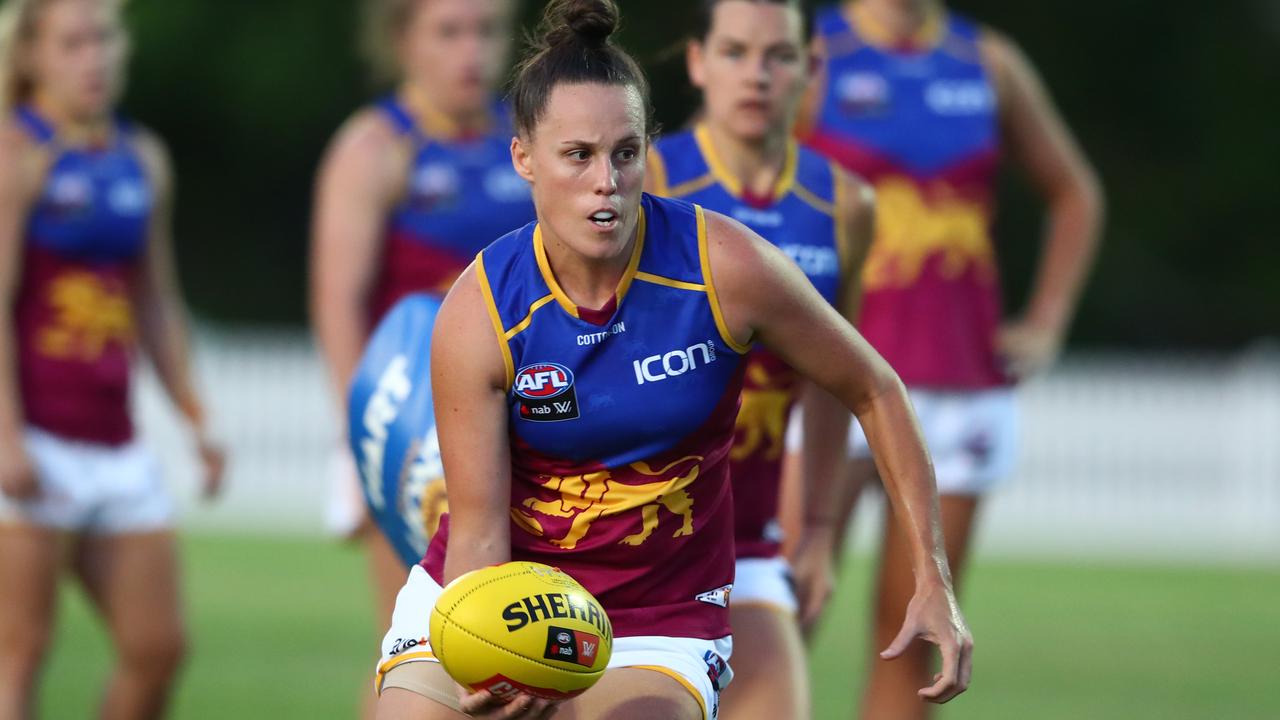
[510,0,652,138]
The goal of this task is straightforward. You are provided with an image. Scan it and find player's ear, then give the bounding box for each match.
[686,40,707,89]
[510,136,535,184]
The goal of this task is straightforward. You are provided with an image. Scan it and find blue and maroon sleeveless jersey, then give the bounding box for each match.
[423,194,748,640]
[651,126,842,559]
[805,5,1006,388]
[369,96,536,322]
[12,106,151,445]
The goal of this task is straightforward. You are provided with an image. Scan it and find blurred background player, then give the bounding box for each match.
[795,0,1104,718]
[375,1,970,718]
[309,0,534,694]
[0,0,225,717]
[647,0,873,717]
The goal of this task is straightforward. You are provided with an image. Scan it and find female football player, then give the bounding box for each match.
[373,1,971,719]
[797,1,1103,718]
[648,1,873,717]
[0,1,224,717]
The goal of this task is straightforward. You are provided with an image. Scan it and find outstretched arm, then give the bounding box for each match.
[707,209,972,703]
[983,30,1105,379]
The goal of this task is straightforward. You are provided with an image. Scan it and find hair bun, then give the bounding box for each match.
[541,0,620,51]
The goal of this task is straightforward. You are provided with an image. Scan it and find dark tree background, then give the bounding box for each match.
[119,1,1280,348]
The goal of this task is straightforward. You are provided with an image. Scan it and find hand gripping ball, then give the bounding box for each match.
[430,562,613,701]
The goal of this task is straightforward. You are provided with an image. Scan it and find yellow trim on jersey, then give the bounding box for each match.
[831,163,855,283]
[695,206,752,355]
[665,173,717,199]
[847,3,946,50]
[533,226,581,319]
[630,665,708,719]
[533,209,646,319]
[792,181,836,217]
[475,253,515,390]
[614,209,647,305]
[374,650,439,693]
[635,271,706,293]
[692,124,798,203]
[647,146,670,196]
[505,294,557,342]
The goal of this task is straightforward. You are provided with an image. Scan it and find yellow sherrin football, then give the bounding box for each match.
[429,561,613,701]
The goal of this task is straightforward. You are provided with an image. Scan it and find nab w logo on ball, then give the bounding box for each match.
[514,363,579,422]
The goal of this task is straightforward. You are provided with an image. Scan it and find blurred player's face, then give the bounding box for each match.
[26,0,126,120]
[511,83,647,265]
[400,0,512,118]
[688,1,810,143]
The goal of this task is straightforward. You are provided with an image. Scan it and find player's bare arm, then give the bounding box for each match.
[311,110,413,401]
[705,209,973,703]
[0,128,44,500]
[425,263,556,719]
[982,29,1105,379]
[131,129,225,498]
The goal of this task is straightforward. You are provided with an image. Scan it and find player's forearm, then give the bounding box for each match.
[311,294,371,404]
[1022,170,1105,333]
[442,520,511,585]
[138,293,205,430]
[856,378,952,587]
[0,317,26,442]
[798,383,852,536]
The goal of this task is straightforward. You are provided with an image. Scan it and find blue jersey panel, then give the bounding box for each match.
[812,6,998,175]
[653,127,842,306]
[481,194,746,468]
[18,107,151,264]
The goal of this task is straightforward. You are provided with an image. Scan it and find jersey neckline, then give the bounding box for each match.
[844,2,947,52]
[533,207,647,327]
[692,124,797,207]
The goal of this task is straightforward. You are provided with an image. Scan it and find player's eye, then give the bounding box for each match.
[615,148,637,163]
[567,149,590,162]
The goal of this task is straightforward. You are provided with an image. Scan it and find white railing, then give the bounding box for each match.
[136,328,1280,563]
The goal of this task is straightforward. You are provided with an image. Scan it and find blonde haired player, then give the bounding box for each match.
[794,1,1105,718]
[647,1,873,717]
[0,0,224,717]
[375,1,970,718]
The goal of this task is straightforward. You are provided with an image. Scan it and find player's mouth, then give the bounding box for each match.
[589,209,619,231]
[737,98,772,114]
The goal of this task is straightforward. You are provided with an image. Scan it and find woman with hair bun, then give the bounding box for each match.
[375,1,972,718]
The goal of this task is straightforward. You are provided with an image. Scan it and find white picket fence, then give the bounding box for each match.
[136,327,1280,564]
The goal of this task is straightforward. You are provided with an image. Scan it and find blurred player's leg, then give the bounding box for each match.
[73,531,186,720]
[720,604,809,720]
[0,525,63,719]
[858,495,979,720]
[363,527,409,718]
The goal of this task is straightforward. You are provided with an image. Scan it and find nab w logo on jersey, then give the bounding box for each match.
[514,363,580,422]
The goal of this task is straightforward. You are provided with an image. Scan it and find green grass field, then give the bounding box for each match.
[39,535,1279,719]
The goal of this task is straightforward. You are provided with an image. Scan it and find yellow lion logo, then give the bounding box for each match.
[35,271,135,361]
[862,176,994,292]
[512,456,703,549]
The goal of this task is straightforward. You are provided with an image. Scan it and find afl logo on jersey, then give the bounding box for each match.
[514,363,580,422]
[836,72,890,115]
